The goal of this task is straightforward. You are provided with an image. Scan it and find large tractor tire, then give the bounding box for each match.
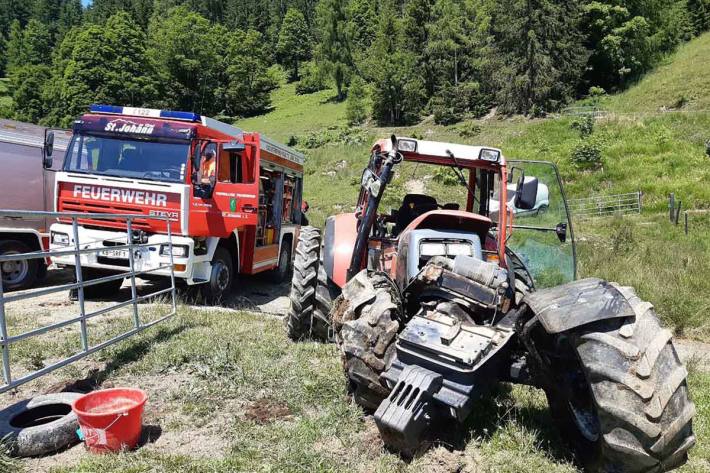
[540,285,695,472]
[332,270,402,410]
[285,227,331,340]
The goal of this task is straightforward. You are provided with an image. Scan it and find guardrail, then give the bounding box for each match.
[567,191,642,219]
[0,210,177,394]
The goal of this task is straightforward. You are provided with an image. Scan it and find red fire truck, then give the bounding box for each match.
[48,105,306,302]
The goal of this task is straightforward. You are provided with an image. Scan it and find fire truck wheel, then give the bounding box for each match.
[201,247,233,305]
[0,240,39,291]
[269,243,292,283]
[540,287,695,472]
[332,270,402,410]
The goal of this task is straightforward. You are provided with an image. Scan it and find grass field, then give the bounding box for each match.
[2,309,707,472]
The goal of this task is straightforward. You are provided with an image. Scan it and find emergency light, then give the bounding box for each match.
[89,104,202,122]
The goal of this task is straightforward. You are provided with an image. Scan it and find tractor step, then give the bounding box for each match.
[374,365,442,454]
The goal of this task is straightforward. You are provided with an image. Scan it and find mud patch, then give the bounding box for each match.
[245,398,292,424]
[414,446,476,473]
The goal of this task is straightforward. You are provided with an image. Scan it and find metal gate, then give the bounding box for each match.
[0,210,178,394]
[568,191,642,219]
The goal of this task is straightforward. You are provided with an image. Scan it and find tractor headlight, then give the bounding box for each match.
[420,242,446,256]
[479,148,501,162]
[160,244,189,258]
[446,242,473,256]
[51,231,70,246]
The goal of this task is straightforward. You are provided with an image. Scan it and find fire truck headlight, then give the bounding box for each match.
[51,232,70,246]
[160,245,189,258]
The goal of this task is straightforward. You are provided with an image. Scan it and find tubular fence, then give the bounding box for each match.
[567,191,642,219]
[0,210,177,394]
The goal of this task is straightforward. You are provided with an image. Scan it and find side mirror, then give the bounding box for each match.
[514,176,538,210]
[43,131,54,169]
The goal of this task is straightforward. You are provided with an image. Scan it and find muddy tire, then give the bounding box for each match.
[201,247,234,305]
[0,392,83,457]
[0,240,40,291]
[285,227,329,340]
[332,270,402,410]
[541,285,695,472]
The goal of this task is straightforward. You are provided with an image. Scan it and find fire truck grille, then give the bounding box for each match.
[60,199,153,231]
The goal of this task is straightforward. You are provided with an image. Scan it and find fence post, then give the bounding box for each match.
[126,218,141,329]
[638,191,642,213]
[669,193,675,222]
[675,201,682,225]
[685,211,689,235]
[72,217,89,352]
[0,274,11,385]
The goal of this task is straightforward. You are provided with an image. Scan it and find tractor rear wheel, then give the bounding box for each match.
[540,285,695,472]
[332,270,402,410]
[285,227,331,340]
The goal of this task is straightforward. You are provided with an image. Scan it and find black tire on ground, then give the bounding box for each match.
[285,227,322,340]
[268,241,293,283]
[0,392,83,457]
[332,270,402,410]
[540,285,695,473]
[201,247,234,305]
[0,240,40,291]
[74,268,124,300]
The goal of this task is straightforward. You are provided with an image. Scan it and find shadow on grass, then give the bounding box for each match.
[49,324,192,394]
[426,383,575,465]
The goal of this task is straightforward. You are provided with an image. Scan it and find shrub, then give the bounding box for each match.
[570,141,603,169]
[295,62,328,95]
[432,167,460,186]
[571,114,595,138]
[454,122,482,138]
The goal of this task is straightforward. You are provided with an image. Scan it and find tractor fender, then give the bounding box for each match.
[522,278,635,334]
[323,213,357,288]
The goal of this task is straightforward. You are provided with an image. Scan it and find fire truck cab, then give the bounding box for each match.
[48,105,306,302]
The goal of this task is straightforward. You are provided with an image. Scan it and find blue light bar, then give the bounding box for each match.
[88,104,202,122]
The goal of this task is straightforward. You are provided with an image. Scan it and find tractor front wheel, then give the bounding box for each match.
[285,227,332,340]
[540,286,695,472]
[332,270,402,410]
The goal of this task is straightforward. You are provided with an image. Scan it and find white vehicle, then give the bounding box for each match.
[489,176,549,216]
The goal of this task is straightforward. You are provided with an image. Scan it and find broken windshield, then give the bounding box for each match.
[63,133,189,183]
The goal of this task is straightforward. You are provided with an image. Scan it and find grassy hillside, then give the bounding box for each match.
[236,33,710,338]
[604,32,710,113]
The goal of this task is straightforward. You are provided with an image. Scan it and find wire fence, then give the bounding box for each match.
[568,191,642,219]
[0,210,178,394]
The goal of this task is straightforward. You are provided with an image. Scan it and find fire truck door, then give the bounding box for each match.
[209,144,258,231]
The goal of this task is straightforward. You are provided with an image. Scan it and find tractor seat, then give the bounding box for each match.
[395,194,439,233]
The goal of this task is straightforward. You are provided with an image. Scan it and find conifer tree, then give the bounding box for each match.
[277,8,311,81]
[491,0,586,114]
[315,0,352,99]
[346,75,368,124]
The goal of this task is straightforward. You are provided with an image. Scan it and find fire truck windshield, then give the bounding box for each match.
[63,133,189,183]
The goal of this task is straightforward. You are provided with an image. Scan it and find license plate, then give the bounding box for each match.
[99,249,129,259]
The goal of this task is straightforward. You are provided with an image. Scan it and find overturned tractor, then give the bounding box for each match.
[286,136,695,471]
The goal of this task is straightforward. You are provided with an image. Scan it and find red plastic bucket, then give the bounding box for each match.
[72,388,147,453]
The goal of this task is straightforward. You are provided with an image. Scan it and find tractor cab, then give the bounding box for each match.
[322,136,576,292]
